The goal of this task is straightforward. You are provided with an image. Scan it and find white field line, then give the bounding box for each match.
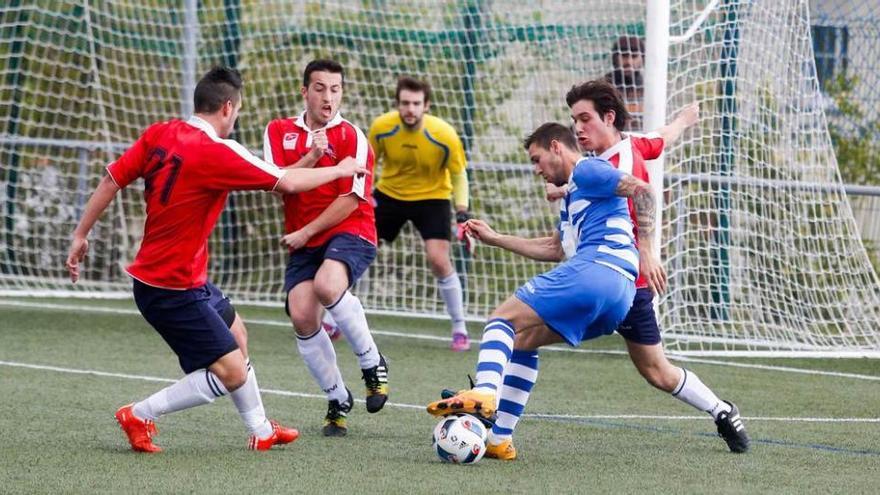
[2,299,879,382]
[2,359,878,424]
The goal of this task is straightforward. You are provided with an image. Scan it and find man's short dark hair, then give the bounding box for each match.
[611,36,645,67]
[303,59,344,87]
[523,122,578,152]
[193,66,242,114]
[565,80,630,132]
[395,76,431,103]
[605,68,644,90]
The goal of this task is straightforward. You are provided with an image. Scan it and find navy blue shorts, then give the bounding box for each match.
[615,288,662,345]
[132,278,238,374]
[283,233,377,295]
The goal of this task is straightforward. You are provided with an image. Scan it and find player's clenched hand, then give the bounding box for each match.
[639,249,668,294]
[308,129,329,158]
[66,236,89,283]
[281,230,311,250]
[464,219,501,247]
[545,183,568,202]
[336,157,370,177]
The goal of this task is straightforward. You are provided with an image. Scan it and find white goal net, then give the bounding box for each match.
[1,0,878,356]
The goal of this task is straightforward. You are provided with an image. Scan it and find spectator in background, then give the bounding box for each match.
[604,36,645,131]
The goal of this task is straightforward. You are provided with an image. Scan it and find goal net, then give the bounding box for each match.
[1,0,878,356]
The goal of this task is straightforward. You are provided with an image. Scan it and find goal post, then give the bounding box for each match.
[1,0,879,357]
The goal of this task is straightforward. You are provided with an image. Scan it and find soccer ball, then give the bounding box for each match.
[431,414,488,464]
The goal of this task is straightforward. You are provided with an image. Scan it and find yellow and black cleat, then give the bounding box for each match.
[426,388,496,419]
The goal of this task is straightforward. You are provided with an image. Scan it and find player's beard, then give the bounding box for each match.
[401,113,422,130]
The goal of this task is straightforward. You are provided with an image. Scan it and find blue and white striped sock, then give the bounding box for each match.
[473,318,515,394]
[490,349,539,444]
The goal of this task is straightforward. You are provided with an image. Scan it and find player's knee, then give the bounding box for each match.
[638,363,678,392]
[313,266,347,305]
[427,255,452,278]
[313,280,344,307]
[212,363,248,391]
[290,312,319,335]
[222,368,248,391]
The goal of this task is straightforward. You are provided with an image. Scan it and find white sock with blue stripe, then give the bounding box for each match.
[230,360,273,438]
[326,291,380,369]
[490,349,539,444]
[296,328,349,403]
[132,369,227,421]
[473,318,515,394]
[671,367,731,420]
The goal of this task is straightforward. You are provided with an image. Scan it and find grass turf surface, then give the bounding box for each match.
[1,297,878,494]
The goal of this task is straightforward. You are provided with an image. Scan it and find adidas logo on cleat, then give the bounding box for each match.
[715,400,750,453]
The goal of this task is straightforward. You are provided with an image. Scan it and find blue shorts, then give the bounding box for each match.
[515,258,636,346]
[616,288,661,345]
[283,233,377,295]
[132,278,238,374]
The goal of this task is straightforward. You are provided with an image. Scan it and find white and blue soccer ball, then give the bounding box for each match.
[431,414,488,464]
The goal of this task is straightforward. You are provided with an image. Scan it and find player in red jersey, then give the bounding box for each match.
[457,81,748,460]
[263,59,387,437]
[65,67,367,453]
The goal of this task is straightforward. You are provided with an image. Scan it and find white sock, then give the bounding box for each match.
[490,349,539,444]
[230,360,273,438]
[473,318,515,394]
[671,367,731,419]
[296,328,349,403]
[132,369,227,421]
[326,291,380,369]
[321,311,338,329]
[438,273,467,336]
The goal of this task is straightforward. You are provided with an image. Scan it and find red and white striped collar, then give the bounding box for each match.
[293,111,345,132]
[599,135,631,160]
[186,115,219,139]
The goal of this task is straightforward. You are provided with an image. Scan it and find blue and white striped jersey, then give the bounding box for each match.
[558,157,640,281]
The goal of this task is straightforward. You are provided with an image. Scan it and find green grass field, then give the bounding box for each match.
[1,297,879,494]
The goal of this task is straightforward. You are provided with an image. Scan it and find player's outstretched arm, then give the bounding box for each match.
[281,195,358,250]
[66,174,120,283]
[274,156,367,194]
[465,219,563,262]
[656,102,699,146]
[615,174,667,293]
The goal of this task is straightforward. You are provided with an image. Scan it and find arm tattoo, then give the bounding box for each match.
[615,174,656,239]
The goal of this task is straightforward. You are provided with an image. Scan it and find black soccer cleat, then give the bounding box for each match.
[323,388,353,437]
[362,353,388,413]
[715,400,750,453]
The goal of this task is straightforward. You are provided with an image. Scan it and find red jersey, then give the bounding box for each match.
[598,132,665,289]
[263,112,377,248]
[107,116,284,289]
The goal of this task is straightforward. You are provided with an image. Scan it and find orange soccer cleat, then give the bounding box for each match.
[248,420,300,451]
[485,438,517,461]
[115,404,162,453]
[426,388,496,419]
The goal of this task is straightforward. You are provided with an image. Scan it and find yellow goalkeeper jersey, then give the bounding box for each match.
[368,111,468,203]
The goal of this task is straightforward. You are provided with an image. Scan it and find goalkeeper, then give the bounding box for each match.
[368,76,473,351]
